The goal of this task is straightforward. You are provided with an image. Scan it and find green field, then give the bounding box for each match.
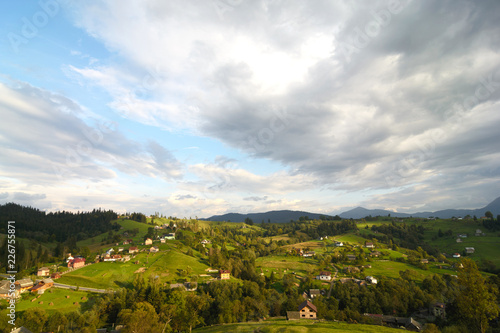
[0,288,97,318]
[57,248,211,289]
[193,318,400,333]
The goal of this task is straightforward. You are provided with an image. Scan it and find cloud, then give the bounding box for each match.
[12,192,46,201]
[0,80,184,186]
[243,196,268,202]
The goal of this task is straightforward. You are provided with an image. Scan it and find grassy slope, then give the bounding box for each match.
[57,247,210,289]
[194,318,400,333]
[0,288,97,318]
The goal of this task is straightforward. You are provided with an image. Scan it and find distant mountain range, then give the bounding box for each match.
[204,196,500,222]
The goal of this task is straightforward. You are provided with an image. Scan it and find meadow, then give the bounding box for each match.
[193,318,401,333]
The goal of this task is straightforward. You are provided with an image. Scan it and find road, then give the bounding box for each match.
[53,283,110,293]
[327,265,339,298]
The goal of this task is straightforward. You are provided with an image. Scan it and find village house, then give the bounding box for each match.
[453,253,461,258]
[346,254,356,261]
[366,276,378,284]
[316,271,332,281]
[164,233,175,240]
[201,239,211,244]
[15,279,34,293]
[431,302,446,319]
[37,267,50,277]
[309,289,321,298]
[465,247,475,254]
[219,269,231,280]
[364,314,422,331]
[0,280,20,299]
[128,246,139,254]
[335,241,344,247]
[458,234,467,238]
[145,238,153,245]
[160,237,166,243]
[104,255,122,262]
[364,242,375,249]
[456,238,463,243]
[150,246,159,253]
[10,327,33,333]
[420,259,429,264]
[118,247,124,252]
[302,251,315,257]
[31,278,54,294]
[50,272,61,279]
[475,229,484,236]
[370,251,382,257]
[68,257,86,268]
[66,253,74,263]
[287,300,318,320]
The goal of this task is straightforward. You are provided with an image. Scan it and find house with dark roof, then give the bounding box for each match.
[287,300,318,320]
[67,257,85,268]
[30,278,54,293]
[316,271,332,281]
[309,289,321,298]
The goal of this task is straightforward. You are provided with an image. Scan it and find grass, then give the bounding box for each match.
[193,318,401,332]
[57,247,211,289]
[0,288,97,317]
[362,260,456,281]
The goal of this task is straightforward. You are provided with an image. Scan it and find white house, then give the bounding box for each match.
[453,253,461,258]
[366,276,378,284]
[465,247,475,254]
[335,241,343,247]
[316,271,332,281]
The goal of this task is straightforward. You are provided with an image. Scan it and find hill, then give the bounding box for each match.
[339,196,500,219]
[203,210,335,223]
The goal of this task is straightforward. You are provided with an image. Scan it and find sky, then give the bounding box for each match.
[1,0,500,218]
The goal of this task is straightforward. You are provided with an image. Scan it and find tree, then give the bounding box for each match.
[21,307,48,333]
[245,217,254,226]
[455,258,499,333]
[485,211,493,220]
[45,311,68,332]
[118,301,161,333]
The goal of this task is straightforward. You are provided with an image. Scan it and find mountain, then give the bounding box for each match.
[204,196,500,223]
[339,196,500,219]
[203,210,335,224]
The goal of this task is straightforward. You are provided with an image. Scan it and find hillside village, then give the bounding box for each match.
[1,205,500,333]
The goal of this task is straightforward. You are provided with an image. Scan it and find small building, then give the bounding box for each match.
[287,300,317,320]
[66,253,74,263]
[164,233,175,240]
[370,251,382,257]
[420,259,429,264]
[431,302,446,319]
[150,246,159,253]
[465,247,475,254]
[15,279,34,293]
[346,254,356,261]
[475,229,484,236]
[37,267,50,277]
[0,280,20,299]
[299,300,317,319]
[316,271,332,281]
[335,241,343,247]
[366,276,378,284]
[365,242,375,249]
[68,257,86,268]
[453,253,461,258]
[309,289,321,298]
[50,272,61,279]
[145,238,153,245]
[10,327,33,333]
[31,278,54,293]
[160,237,166,243]
[201,239,211,244]
[129,246,139,254]
[456,238,463,243]
[302,251,315,257]
[118,247,124,252]
[458,234,467,238]
[219,269,231,280]
[123,240,130,245]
